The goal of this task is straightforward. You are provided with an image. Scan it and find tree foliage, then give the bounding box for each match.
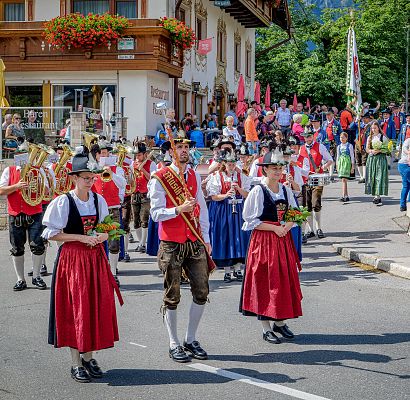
[256,0,410,108]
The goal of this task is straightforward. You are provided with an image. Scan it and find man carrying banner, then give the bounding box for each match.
[148,138,213,363]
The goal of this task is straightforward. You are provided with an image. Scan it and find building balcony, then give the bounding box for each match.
[211,0,290,29]
[0,19,183,77]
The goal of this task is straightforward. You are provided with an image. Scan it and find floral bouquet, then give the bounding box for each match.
[159,17,196,50]
[89,215,126,241]
[372,138,394,155]
[283,207,311,227]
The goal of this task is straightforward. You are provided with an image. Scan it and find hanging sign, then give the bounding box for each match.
[214,0,231,7]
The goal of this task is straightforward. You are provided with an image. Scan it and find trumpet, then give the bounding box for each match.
[116,144,136,195]
[21,143,54,206]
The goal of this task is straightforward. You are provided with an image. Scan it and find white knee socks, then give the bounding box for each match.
[140,228,148,247]
[305,214,314,234]
[124,233,129,253]
[224,266,231,274]
[109,252,119,276]
[358,166,363,179]
[41,244,48,267]
[164,309,180,349]
[70,348,81,368]
[185,302,205,344]
[32,254,43,279]
[12,255,24,281]
[313,211,321,231]
[135,227,142,244]
[363,166,366,179]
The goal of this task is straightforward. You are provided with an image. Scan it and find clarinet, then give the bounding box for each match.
[228,172,238,214]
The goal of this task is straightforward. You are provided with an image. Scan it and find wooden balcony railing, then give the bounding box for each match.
[0,19,184,77]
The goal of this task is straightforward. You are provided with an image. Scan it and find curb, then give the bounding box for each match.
[332,244,410,280]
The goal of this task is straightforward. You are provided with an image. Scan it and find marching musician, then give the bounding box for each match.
[299,130,333,243]
[248,139,271,184]
[0,148,47,291]
[351,112,373,184]
[207,151,251,283]
[207,139,236,174]
[236,143,252,175]
[240,146,302,344]
[132,143,156,253]
[91,141,126,286]
[322,110,342,180]
[148,138,212,363]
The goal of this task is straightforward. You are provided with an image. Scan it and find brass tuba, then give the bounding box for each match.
[83,132,99,151]
[116,144,136,195]
[54,144,76,195]
[20,143,54,206]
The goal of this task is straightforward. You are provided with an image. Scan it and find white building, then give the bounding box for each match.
[0,0,289,142]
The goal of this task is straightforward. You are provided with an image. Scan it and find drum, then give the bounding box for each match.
[308,173,330,187]
[195,164,209,181]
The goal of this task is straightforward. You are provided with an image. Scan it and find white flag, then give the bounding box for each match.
[346,26,362,114]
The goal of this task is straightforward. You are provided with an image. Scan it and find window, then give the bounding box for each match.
[217,31,225,62]
[245,48,252,77]
[179,8,186,24]
[178,91,188,120]
[196,18,202,41]
[2,2,25,21]
[116,0,137,18]
[234,42,241,72]
[72,1,137,17]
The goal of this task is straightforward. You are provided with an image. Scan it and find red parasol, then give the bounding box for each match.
[293,93,298,111]
[235,75,247,117]
[253,81,262,113]
[265,84,271,111]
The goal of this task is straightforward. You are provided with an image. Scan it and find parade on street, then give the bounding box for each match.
[0,0,409,399]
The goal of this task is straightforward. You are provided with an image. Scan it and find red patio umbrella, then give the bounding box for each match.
[264,84,271,111]
[236,75,247,117]
[253,81,262,113]
[292,93,298,111]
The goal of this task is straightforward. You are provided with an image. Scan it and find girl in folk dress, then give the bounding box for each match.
[336,132,355,202]
[207,152,251,282]
[43,149,123,383]
[240,147,302,344]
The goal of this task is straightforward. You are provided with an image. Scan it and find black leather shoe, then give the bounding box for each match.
[169,346,190,363]
[82,358,103,378]
[32,277,47,290]
[400,206,407,212]
[233,271,243,281]
[273,324,295,339]
[302,234,308,245]
[183,341,208,360]
[13,280,27,291]
[138,245,146,253]
[129,233,135,243]
[123,253,130,262]
[71,366,91,383]
[316,229,325,239]
[306,231,315,239]
[28,269,33,277]
[40,264,47,276]
[223,273,232,283]
[263,331,281,344]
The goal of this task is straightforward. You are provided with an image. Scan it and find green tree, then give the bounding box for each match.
[256,0,410,109]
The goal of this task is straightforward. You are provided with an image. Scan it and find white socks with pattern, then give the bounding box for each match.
[313,211,321,231]
[164,309,180,350]
[32,254,43,279]
[185,302,205,344]
[12,255,24,282]
[140,228,148,247]
[109,252,119,276]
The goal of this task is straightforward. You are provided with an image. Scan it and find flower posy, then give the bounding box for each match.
[159,17,196,50]
[283,207,311,227]
[91,215,126,241]
[43,13,130,50]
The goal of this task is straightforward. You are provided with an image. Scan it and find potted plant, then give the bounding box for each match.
[159,17,196,51]
[43,13,130,51]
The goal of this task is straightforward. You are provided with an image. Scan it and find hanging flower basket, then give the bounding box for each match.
[159,17,196,51]
[43,13,130,50]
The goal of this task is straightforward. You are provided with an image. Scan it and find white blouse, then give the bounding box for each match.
[207,170,251,196]
[42,190,109,240]
[242,180,298,231]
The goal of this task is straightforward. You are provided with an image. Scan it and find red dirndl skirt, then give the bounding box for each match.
[52,242,123,353]
[241,225,303,320]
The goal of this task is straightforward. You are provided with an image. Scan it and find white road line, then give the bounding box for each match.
[129,342,147,348]
[188,363,331,400]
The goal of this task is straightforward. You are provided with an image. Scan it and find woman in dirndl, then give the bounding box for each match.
[240,147,303,344]
[336,132,355,202]
[365,122,389,206]
[43,148,123,383]
[207,151,251,283]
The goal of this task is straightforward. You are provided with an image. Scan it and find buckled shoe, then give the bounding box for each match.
[183,341,208,360]
[169,346,190,363]
[273,324,295,339]
[32,277,47,290]
[82,358,103,378]
[71,366,91,383]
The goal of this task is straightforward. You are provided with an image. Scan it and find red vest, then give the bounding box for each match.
[299,142,324,173]
[326,120,334,141]
[279,165,295,184]
[393,115,400,130]
[157,168,199,244]
[257,156,263,177]
[382,120,388,134]
[406,126,410,140]
[7,166,43,216]
[219,171,242,194]
[134,159,152,194]
[92,166,120,207]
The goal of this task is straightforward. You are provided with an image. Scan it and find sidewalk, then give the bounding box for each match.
[318,167,410,279]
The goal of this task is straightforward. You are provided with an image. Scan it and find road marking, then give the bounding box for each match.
[129,342,147,348]
[188,363,331,400]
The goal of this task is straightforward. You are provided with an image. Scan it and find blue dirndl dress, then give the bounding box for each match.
[146,216,160,256]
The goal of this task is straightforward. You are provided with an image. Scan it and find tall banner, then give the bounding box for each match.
[346,25,362,115]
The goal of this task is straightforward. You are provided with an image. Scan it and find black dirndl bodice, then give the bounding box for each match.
[258,184,289,224]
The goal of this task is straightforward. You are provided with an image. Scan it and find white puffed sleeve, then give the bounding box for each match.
[242,185,264,231]
[41,195,70,240]
[207,173,222,196]
[240,173,252,192]
[97,193,110,222]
